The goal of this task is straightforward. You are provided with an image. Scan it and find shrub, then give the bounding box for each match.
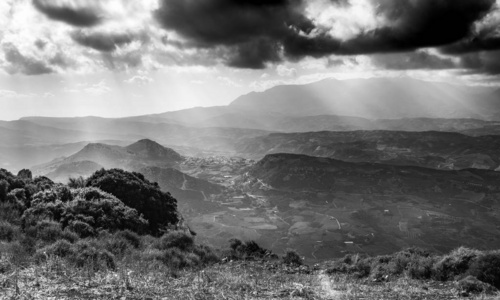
[0,222,18,242]
[31,176,55,194]
[229,238,243,251]
[156,231,194,251]
[97,231,141,257]
[115,230,141,249]
[433,247,480,281]
[68,176,86,189]
[67,220,95,238]
[35,240,75,262]
[17,169,32,180]
[192,244,220,265]
[229,240,268,259]
[159,247,199,269]
[407,256,436,280]
[71,240,116,271]
[86,169,178,234]
[458,275,497,295]
[23,187,148,235]
[27,221,64,243]
[469,253,500,289]
[24,221,77,245]
[282,249,303,266]
[0,202,21,224]
[0,179,8,202]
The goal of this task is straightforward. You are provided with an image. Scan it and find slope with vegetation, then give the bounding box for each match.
[1,168,500,299]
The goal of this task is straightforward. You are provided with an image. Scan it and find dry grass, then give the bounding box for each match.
[1,255,499,300]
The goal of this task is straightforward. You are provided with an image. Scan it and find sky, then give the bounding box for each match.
[1,0,500,120]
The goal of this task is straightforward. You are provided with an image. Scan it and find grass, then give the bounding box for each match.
[1,253,500,300]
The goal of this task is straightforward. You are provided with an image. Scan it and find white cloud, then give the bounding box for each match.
[305,0,381,40]
[84,80,111,95]
[125,75,153,85]
[0,89,35,98]
[276,65,297,77]
[62,80,111,95]
[217,76,241,87]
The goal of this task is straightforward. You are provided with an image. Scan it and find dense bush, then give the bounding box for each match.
[458,275,497,295]
[155,231,194,251]
[432,247,481,281]
[469,253,500,289]
[282,249,303,266]
[0,202,22,224]
[25,221,78,244]
[228,239,268,259]
[0,179,8,202]
[23,187,148,235]
[86,169,178,234]
[68,176,86,189]
[0,222,18,242]
[97,230,142,257]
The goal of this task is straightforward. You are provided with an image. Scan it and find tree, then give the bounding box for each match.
[17,169,32,180]
[86,169,179,234]
[68,176,86,189]
[23,187,148,235]
[0,180,8,202]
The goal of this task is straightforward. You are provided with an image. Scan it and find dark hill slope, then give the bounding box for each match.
[126,139,183,162]
[250,153,500,194]
[236,131,500,170]
[139,166,223,202]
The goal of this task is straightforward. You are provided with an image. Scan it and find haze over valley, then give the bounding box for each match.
[0,77,497,262]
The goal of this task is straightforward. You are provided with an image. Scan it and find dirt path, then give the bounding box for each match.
[316,271,343,299]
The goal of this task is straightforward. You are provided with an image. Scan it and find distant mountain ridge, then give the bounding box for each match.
[230,77,499,120]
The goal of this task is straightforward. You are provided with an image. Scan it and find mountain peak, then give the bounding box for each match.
[126,139,182,162]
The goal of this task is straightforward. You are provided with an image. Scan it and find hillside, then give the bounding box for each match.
[235,130,500,170]
[45,160,104,183]
[249,153,500,193]
[32,139,184,179]
[188,153,500,259]
[139,166,224,205]
[126,139,183,162]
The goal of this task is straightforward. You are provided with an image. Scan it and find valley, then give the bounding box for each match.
[3,77,500,263]
[177,154,500,262]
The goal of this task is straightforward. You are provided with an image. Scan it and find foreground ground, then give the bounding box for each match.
[1,259,498,300]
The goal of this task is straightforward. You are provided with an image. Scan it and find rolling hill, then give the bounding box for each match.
[235,130,500,170]
[32,139,184,178]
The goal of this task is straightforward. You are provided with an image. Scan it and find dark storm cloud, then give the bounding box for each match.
[372,51,457,70]
[153,0,316,68]
[441,27,500,54]
[459,51,500,74]
[153,0,497,69]
[32,0,103,27]
[70,31,135,52]
[3,43,53,75]
[339,0,496,54]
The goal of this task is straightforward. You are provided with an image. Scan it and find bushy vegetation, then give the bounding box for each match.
[86,169,179,234]
[326,246,500,294]
[0,167,220,282]
[228,238,269,259]
[23,187,149,236]
[282,249,303,266]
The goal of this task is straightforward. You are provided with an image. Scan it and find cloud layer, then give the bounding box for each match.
[1,0,500,75]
